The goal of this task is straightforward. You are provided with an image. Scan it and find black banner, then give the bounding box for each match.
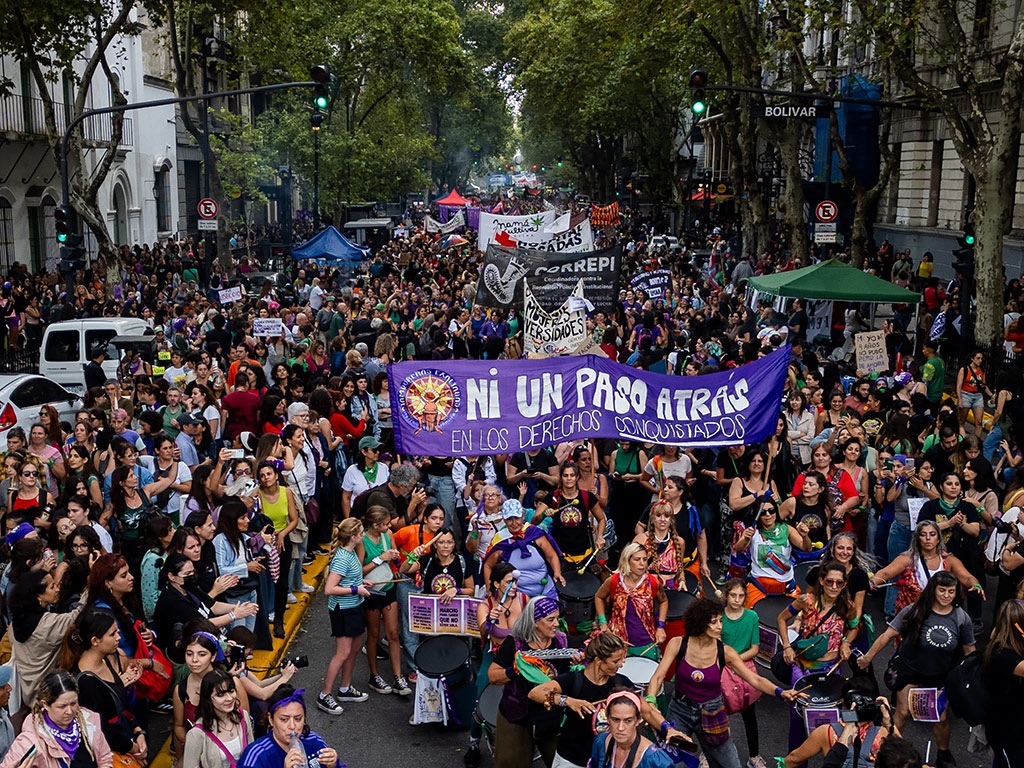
[475,243,622,313]
[629,269,673,299]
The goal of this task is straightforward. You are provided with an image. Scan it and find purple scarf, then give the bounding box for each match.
[43,711,80,760]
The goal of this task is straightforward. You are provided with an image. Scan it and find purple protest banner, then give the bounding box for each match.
[388,345,790,457]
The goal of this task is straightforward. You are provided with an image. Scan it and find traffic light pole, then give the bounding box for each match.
[58,79,317,291]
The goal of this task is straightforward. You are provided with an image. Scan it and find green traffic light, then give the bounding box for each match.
[693,101,706,114]
[557,161,563,167]
[965,234,975,245]
[57,233,68,244]
[314,95,328,109]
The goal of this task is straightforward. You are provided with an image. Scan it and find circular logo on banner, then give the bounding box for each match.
[398,369,462,434]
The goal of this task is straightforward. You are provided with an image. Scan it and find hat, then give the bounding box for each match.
[358,436,381,452]
[177,413,200,427]
[239,431,259,453]
[893,454,908,464]
[287,402,310,420]
[5,522,36,546]
[895,372,913,388]
[0,665,11,687]
[173,318,187,330]
[501,499,524,519]
[533,597,559,619]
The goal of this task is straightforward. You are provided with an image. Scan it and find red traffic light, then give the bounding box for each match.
[310,65,330,83]
[689,67,708,88]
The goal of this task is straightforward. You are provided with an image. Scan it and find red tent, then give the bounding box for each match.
[436,189,471,206]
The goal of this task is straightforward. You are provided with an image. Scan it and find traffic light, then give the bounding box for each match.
[58,234,86,274]
[310,65,330,110]
[557,159,563,167]
[55,205,71,244]
[689,67,708,115]
[310,111,323,131]
[953,222,975,278]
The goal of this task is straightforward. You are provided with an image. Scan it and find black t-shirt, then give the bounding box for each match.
[364,484,412,526]
[890,605,973,677]
[918,499,981,560]
[984,648,1024,739]
[549,490,598,556]
[493,635,570,731]
[717,449,744,483]
[553,670,635,765]
[153,586,215,660]
[922,444,955,478]
[847,566,869,597]
[510,449,558,490]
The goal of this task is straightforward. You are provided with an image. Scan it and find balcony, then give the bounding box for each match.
[0,93,133,147]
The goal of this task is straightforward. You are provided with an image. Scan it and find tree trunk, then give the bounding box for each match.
[773,126,811,265]
[973,167,1013,356]
[850,192,872,269]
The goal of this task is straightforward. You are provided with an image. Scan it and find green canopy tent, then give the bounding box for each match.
[743,258,922,303]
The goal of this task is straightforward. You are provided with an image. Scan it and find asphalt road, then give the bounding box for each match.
[279,584,989,768]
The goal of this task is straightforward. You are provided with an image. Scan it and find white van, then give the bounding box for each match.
[40,318,150,394]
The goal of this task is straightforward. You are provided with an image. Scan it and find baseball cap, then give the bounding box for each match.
[501,499,525,519]
[0,665,11,687]
[287,402,310,420]
[177,413,200,427]
[358,436,381,452]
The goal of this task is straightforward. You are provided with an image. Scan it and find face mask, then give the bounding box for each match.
[183,575,198,591]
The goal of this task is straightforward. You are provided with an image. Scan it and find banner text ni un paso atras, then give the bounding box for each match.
[388,346,790,456]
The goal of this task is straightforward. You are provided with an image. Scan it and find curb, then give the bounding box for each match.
[150,552,331,768]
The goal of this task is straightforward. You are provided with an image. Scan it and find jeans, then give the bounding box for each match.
[886,521,912,616]
[983,424,1004,463]
[289,537,308,592]
[429,476,459,537]
[666,695,742,768]
[225,589,257,630]
[396,578,423,672]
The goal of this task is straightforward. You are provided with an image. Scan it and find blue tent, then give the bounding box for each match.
[291,225,369,261]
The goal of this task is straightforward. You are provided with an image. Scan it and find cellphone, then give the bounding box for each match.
[668,735,699,754]
[885,459,894,471]
[226,448,244,459]
[228,644,245,666]
[905,458,915,469]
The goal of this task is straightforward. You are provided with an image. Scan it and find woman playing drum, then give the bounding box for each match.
[595,543,668,659]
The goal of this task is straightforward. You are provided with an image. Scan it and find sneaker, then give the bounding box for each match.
[376,644,388,659]
[303,554,316,565]
[298,583,316,593]
[317,693,344,715]
[150,699,174,714]
[287,593,298,604]
[464,745,481,768]
[407,672,418,684]
[748,757,769,768]
[273,623,285,639]
[336,686,369,702]
[393,676,413,696]
[369,675,393,694]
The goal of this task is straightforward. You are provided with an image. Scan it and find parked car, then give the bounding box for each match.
[650,235,681,252]
[0,375,82,450]
[40,318,150,395]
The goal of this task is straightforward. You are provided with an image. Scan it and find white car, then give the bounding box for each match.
[0,375,83,450]
[650,235,681,251]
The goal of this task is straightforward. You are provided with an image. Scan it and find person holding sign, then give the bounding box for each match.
[857,572,973,768]
[399,527,474,603]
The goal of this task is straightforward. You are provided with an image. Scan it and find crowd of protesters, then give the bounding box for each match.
[0,202,1022,768]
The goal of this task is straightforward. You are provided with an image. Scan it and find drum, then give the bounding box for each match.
[680,569,700,594]
[792,560,819,590]
[557,571,601,631]
[474,684,502,751]
[620,656,659,693]
[665,589,695,641]
[752,594,796,672]
[794,672,845,734]
[414,636,474,730]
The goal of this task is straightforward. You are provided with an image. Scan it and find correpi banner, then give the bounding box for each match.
[388,345,790,456]
[475,243,622,312]
[477,210,557,251]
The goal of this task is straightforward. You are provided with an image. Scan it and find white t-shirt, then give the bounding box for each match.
[139,456,193,520]
[643,455,692,493]
[342,462,390,498]
[309,284,325,311]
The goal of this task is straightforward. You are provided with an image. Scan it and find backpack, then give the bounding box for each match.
[944,650,989,726]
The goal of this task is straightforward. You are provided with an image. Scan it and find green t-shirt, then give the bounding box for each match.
[921,355,946,402]
[721,607,760,655]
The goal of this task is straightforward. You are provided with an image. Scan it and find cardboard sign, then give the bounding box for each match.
[854,330,888,374]
[524,279,588,357]
[407,594,483,636]
[253,318,284,337]
[219,286,242,305]
[908,688,946,722]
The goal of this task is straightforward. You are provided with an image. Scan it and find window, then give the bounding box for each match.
[0,198,14,271]
[44,330,80,362]
[10,378,76,408]
[155,167,172,232]
[85,329,118,356]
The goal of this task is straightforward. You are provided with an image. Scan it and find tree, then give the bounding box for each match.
[852,0,1024,354]
[2,0,138,294]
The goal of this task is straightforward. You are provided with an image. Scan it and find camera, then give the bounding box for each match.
[992,517,1017,535]
[228,644,246,666]
[282,653,309,669]
[839,693,883,725]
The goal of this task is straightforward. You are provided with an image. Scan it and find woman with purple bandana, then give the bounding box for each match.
[237,686,339,768]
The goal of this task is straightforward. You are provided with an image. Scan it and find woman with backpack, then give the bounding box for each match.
[955,350,992,435]
[856,571,974,768]
[645,597,801,768]
[594,543,668,659]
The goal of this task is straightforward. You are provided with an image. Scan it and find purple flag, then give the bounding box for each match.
[388,346,790,457]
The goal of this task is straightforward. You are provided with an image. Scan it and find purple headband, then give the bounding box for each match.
[190,631,225,662]
[5,522,35,546]
[270,689,306,714]
[534,597,559,620]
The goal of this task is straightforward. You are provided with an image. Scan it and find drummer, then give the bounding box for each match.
[527,632,638,768]
[633,477,710,589]
[776,560,859,752]
[534,463,606,569]
[487,596,573,768]
[399,527,474,603]
[632,499,693,590]
[484,499,565,599]
[467,561,529,767]
[595,543,668,659]
[732,497,812,606]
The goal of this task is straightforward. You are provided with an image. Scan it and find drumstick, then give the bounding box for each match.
[370,577,412,585]
[576,550,597,574]
[794,658,844,692]
[499,570,521,605]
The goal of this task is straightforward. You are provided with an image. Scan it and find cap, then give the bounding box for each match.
[287,402,310,420]
[501,499,525,519]
[358,436,381,451]
[0,665,11,687]
[176,413,200,427]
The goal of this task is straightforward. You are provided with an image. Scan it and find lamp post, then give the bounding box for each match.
[311,110,323,227]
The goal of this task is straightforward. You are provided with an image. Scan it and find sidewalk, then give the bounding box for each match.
[150,552,331,768]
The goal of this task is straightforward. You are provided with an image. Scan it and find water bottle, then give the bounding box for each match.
[289,733,306,766]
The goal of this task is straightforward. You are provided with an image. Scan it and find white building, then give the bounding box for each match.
[0,8,178,274]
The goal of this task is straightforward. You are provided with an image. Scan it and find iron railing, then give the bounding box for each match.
[0,94,134,146]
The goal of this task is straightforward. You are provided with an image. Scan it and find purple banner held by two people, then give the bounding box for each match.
[388,345,791,457]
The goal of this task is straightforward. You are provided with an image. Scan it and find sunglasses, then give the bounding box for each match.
[21,470,38,478]
[823,578,846,587]
[235,468,252,476]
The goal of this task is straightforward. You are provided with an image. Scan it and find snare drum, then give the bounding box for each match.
[414,636,474,729]
[795,672,845,734]
[752,594,796,671]
[474,683,502,750]
[620,656,659,692]
[557,571,601,631]
[665,589,695,641]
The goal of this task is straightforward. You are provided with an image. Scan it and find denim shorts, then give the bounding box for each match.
[960,391,984,408]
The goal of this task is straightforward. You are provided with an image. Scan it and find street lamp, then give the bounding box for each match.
[310,110,323,226]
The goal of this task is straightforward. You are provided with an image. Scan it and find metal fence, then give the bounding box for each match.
[0,347,39,374]
[0,94,134,146]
